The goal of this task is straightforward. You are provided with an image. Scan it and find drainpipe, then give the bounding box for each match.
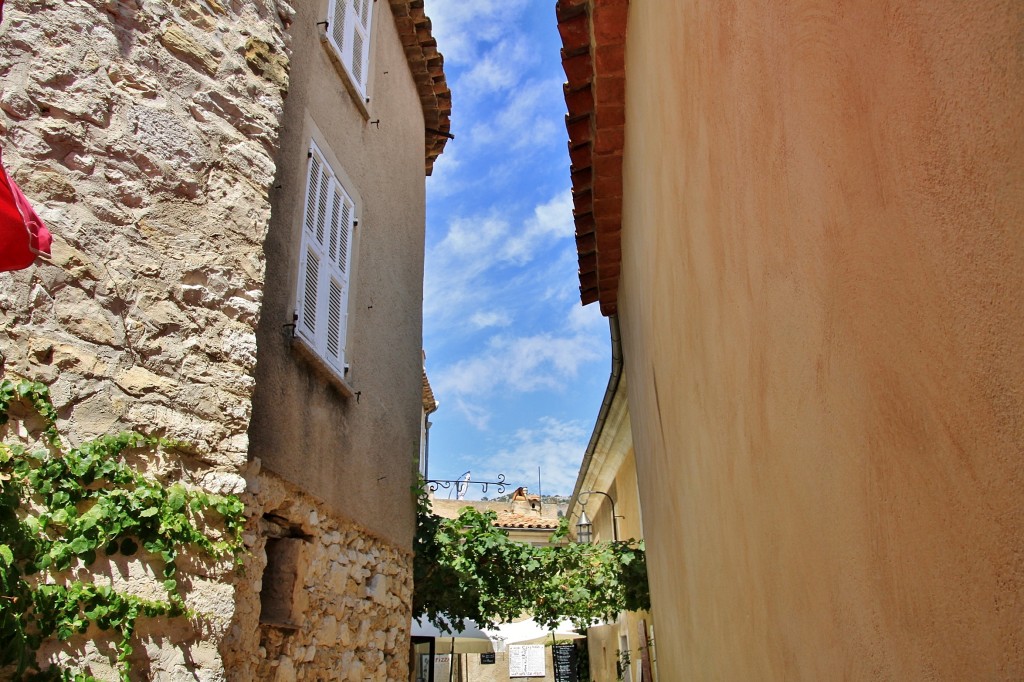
[569,314,623,522]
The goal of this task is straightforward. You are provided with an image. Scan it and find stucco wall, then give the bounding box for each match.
[249,0,426,550]
[617,0,1024,679]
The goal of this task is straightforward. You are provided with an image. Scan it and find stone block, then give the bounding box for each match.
[115,365,178,396]
[160,24,222,76]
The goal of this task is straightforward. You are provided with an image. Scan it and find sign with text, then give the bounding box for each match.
[480,652,496,665]
[552,644,577,682]
[508,644,546,677]
[433,654,451,681]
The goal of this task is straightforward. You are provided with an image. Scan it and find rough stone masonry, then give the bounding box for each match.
[0,1,409,679]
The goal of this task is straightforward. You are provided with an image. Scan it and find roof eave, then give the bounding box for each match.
[389,0,452,175]
[557,0,628,315]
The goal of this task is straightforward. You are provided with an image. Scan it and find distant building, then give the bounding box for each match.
[422,489,573,682]
[566,350,656,681]
[431,487,565,547]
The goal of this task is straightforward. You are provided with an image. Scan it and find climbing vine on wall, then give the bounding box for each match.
[412,480,650,633]
[0,379,245,681]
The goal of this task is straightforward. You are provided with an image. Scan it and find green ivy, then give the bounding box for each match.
[0,379,245,681]
[412,478,650,633]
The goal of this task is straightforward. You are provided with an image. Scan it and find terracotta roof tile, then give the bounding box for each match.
[557,0,628,315]
[495,511,561,530]
[421,367,437,413]
[389,0,452,175]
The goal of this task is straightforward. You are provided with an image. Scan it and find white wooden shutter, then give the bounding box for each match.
[350,0,372,90]
[296,143,356,375]
[326,0,373,98]
[331,0,347,56]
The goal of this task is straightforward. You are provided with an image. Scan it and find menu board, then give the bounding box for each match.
[508,645,546,677]
[432,654,450,681]
[552,644,577,682]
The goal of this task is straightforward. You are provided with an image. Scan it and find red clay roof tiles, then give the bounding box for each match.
[495,511,561,530]
[389,0,452,175]
[557,0,627,316]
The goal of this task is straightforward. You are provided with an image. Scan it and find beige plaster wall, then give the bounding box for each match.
[249,0,427,549]
[617,0,1024,678]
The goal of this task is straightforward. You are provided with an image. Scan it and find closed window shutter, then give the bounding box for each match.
[325,0,373,98]
[299,249,319,336]
[331,0,346,56]
[326,279,343,360]
[355,0,372,89]
[296,143,357,375]
[338,196,352,275]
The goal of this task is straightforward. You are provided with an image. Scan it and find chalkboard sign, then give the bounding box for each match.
[553,644,577,682]
[480,653,496,665]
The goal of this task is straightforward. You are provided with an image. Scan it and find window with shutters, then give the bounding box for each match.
[324,0,374,101]
[295,142,356,381]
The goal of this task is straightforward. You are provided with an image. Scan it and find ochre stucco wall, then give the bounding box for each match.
[617,0,1024,678]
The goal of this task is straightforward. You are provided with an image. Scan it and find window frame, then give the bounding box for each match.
[323,0,376,107]
[294,141,358,390]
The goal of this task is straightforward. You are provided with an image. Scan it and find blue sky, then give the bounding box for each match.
[421,1,610,498]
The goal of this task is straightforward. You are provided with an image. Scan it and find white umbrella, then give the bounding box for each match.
[483,617,584,646]
[411,617,495,653]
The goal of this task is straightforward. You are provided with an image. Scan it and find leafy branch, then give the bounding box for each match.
[412,478,649,633]
[0,379,245,681]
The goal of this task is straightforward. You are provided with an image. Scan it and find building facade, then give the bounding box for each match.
[0,0,449,679]
[559,0,1024,678]
[566,354,656,682]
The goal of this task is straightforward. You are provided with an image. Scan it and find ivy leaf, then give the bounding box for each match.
[167,488,186,512]
[0,378,246,678]
[69,535,92,556]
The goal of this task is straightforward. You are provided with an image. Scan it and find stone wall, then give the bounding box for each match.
[0,1,420,678]
[0,0,293,678]
[0,0,291,465]
[228,467,414,682]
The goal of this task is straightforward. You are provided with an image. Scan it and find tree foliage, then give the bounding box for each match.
[412,481,649,632]
[0,379,245,681]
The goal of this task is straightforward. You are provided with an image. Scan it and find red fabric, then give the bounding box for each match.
[0,157,52,272]
[0,1,53,273]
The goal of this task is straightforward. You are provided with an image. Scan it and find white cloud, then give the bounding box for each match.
[466,78,566,152]
[501,191,573,264]
[461,37,535,97]
[567,298,606,334]
[479,417,590,496]
[426,0,531,64]
[440,214,509,257]
[432,327,604,404]
[470,310,512,329]
[452,397,492,431]
[423,191,574,332]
